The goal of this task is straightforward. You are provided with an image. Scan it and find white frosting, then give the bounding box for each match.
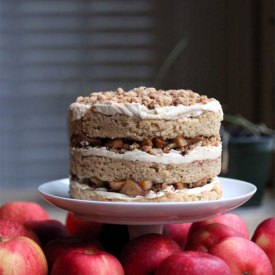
[70,102,91,120]
[71,177,219,201]
[70,100,223,121]
[74,145,222,165]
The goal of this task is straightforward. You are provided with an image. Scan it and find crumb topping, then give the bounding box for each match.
[75,87,213,108]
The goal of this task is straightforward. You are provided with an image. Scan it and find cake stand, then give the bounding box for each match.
[38,177,256,239]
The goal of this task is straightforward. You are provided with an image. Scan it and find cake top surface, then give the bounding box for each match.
[75,86,214,109]
[70,87,223,121]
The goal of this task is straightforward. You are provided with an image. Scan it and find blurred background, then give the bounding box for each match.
[0,0,274,206]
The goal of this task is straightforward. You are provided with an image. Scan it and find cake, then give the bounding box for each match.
[69,87,223,202]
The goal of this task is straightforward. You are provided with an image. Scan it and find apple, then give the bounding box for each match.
[155,251,231,275]
[120,233,182,275]
[252,217,275,271]
[25,219,70,247]
[163,223,192,249]
[185,223,244,252]
[0,236,48,275]
[66,212,103,240]
[99,224,129,256]
[51,247,124,275]
[189,213,249,238]
[0,201,49,223]
[44,236,103,269]
[0,220,40,244]
[210,237,273,275]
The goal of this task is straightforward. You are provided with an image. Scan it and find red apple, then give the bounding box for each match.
[155,251,231,275]
[163,223,192,249]
[0,220,40,244]
[25,219,70,247]
[120,233,182,275]
[0,201,49,223]
[51,247,124,275]
[0,236,48,275]
[252,217,275,271]
[189,213,249,238]
[44,236,103,269]
[185,223,244,252]
[210,237,273,275]
[66,212,103,240]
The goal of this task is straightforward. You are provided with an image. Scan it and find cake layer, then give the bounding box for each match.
[70,111,222,141]
[69,87,223,141]
[69,177,222,202]
[70,147,221,184]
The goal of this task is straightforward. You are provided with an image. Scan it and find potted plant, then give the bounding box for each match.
[221,114,274,206]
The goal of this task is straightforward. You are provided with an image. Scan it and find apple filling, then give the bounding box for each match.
[71,135,220,155]
[73,176,211,197]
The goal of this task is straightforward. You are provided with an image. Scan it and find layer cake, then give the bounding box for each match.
[69,87,223,202]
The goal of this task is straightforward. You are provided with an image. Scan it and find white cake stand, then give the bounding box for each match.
[38,177,256,239]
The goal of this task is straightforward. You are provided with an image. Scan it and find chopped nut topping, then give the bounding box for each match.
[74,87,213,108]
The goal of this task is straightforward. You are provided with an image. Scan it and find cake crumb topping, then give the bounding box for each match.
[75,86,213,108]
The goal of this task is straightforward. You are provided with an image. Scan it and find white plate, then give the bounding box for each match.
[38,177,256,225]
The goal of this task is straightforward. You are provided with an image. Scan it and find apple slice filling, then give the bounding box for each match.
[73,176,211,197]
[70,135,220,156]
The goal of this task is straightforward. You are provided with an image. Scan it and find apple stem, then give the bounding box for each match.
[242,272,250,275]
[0,237,3,242]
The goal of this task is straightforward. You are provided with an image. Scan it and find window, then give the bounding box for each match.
[0,0,156,197]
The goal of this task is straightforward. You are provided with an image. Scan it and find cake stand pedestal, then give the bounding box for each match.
[126,225,163,239]
[38,177,257,239]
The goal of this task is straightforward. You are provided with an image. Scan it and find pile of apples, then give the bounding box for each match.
[0,201,274,275]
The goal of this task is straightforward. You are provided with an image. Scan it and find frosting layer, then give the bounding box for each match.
[70,100,223,121]
[73,145,222,165]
